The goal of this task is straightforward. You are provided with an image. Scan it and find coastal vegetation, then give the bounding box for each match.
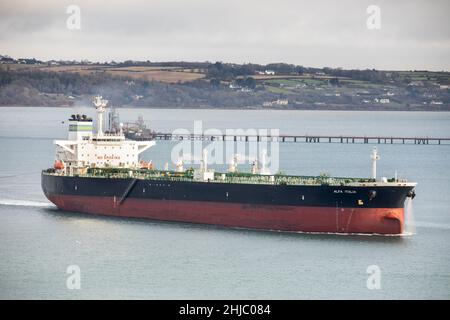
[0,55,449,110]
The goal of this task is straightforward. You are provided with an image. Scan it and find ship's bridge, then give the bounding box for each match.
[92,132,126,142]
[54,96,154,174]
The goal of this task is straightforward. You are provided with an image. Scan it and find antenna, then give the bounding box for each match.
[251,160,259,174]
[370,147,380,180]
[259,149,271,175]
[93,95,108,135]
[228,155,238,173]
[176,157,184,172]
[202,149,208,171]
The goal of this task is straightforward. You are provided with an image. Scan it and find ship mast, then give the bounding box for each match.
[93,95,108,136]
[370,147,380,180]
[201,149,208,172]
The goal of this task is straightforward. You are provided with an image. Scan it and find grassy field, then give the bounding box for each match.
[105,68,205,83]
[6,64,206,83]
[397,71,450,83]
[265,86,292,94]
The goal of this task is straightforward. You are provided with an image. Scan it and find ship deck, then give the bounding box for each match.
[42,168,415,187]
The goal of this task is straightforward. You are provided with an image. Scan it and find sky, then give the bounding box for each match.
[0,0,449,71]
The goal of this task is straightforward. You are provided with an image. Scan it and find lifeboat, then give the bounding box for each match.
[139,160,154,170]
[54,160,65,170]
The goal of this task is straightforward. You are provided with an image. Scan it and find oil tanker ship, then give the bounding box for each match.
[41,96,416,235]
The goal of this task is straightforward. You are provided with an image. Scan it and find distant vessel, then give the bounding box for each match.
[42,96,416,235]
[107,108,156,141]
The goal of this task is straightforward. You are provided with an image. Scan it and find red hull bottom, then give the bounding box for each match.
[47,195,404,235]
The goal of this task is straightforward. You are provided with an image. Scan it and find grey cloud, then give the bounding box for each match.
[0,0,449,70]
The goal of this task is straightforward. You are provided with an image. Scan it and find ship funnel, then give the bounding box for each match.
[370,147,380,180]
[68,114,93,141]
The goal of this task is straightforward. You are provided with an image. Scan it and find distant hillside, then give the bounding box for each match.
[0,56,449,110]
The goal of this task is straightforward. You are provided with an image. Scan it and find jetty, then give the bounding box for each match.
[147,133,450,145]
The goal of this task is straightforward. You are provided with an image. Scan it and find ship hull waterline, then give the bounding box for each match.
[44,194,404,235]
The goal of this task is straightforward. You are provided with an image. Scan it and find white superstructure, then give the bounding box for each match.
[54,96,155,175]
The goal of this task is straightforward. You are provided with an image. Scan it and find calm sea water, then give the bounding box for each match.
[0,107,449,299]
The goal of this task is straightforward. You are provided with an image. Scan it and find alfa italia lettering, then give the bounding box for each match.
[333,189,357,194]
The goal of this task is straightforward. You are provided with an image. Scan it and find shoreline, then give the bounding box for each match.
[1,104,449,112]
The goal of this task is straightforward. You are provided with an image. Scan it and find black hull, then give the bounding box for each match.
[41,173,412,209]
[41,173,414,234]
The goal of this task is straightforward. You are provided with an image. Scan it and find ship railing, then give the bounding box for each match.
[42,168,376,186]
[65,168,375,186]
[98,132,124,137]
